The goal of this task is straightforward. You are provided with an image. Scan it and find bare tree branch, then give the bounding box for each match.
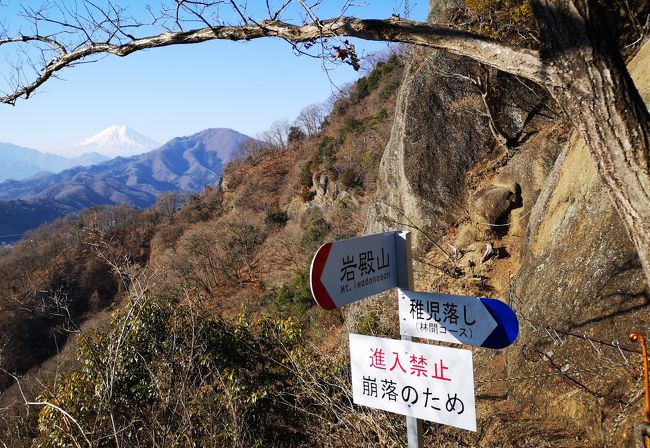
[1,369,92,447]
[2,34,67,57]
[0,16,555,105]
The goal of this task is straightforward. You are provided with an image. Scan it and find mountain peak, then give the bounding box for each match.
[79,125,159,158]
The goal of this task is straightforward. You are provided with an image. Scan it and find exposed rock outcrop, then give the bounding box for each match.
[367,48,563,250]
[366,27,650,448]
[503,40,650,446]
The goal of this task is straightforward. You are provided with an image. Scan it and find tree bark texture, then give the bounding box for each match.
[531,0,650,286]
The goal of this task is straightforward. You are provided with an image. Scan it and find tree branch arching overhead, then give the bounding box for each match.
[0,16,556,105]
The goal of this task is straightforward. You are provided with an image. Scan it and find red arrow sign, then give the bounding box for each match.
[310,232,402,309]
[310,242,335,309]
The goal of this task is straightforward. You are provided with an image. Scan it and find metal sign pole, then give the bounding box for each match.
[396,231,423,448]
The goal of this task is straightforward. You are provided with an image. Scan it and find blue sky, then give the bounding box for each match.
[0,1,428,155]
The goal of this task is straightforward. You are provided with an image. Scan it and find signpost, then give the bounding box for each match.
[398,289,519,349]
[310,231,404,310]
[395,231,424,447]
[349,333,476,431]
[309,230,520,446]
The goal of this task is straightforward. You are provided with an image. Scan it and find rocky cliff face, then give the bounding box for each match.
[367,47,564,249]
[504,41,650,447]
[367,37,650,447]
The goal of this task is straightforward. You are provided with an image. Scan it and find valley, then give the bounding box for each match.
[0,128,252,244]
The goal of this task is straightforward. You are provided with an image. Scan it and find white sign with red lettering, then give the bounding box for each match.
[349,333,476,431]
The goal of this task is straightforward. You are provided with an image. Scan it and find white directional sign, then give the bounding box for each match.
[349,333,476,431]
[310,232,403,309]
[399,289,496,346]
[398,289,519,349]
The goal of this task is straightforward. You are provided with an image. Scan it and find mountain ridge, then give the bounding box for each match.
[0,142,108,182]
[0,128,254,242]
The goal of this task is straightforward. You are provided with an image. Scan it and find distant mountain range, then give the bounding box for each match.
[0,128,253,243]
[0,143,108,182]
[0,125,160,182]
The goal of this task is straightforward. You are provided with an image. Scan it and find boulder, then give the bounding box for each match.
[470,184,519,229]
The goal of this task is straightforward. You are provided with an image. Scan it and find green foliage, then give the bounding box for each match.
[508,1,532,21]
[459,0,536,44]
[342,116,365,135]
[355,308,383,335]
[466,0,497,10]
[351,54,404,104]
[465,0,531,20]
[351,76,370,103]
[316,136,338,165]
[273,269,313,316]
[265,209,289,226]
[368,108,388,126]
[380,81,400,100]
[339,107,389,142]
[35,294,306,447]
[335,106,390,189]
[338,168,362,189]
[301,211,331,252]
[337,196,350,212]
[366,54,403,89]
[299,160,313,189]
[288,126,305,143]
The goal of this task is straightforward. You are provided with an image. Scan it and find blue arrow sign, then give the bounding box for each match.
[477,297,519,349]
[398,289,519,349]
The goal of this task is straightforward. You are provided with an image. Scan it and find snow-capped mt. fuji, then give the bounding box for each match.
[78,125,159,158]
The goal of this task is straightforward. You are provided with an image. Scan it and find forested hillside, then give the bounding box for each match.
[0,52,408,447]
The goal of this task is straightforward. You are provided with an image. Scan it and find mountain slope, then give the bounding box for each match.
[0,51,409,445]
[0,128,252,242]
[0,143,108,181]
[0,200,69,244]
[77,125,159,157]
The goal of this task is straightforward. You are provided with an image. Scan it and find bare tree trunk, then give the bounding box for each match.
[531,0,650,286]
